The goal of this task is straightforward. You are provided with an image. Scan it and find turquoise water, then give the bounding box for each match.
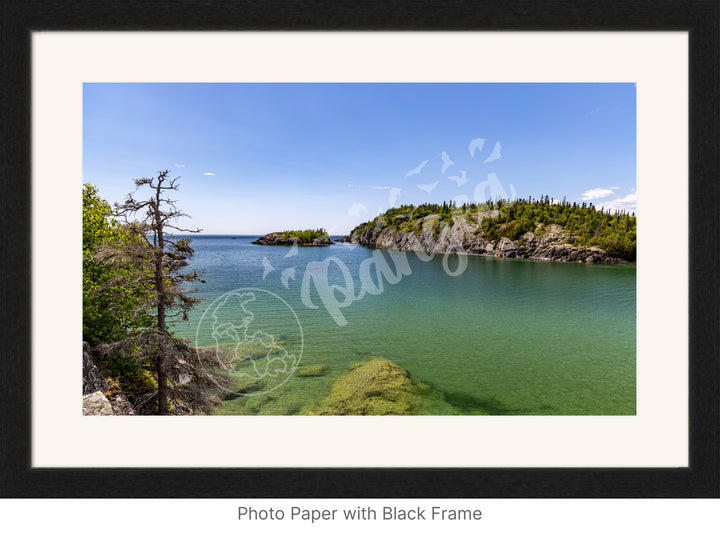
[173,235,636,415]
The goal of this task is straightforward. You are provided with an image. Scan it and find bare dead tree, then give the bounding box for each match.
[96,170,219,415]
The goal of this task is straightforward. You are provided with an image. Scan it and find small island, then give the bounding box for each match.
[252,228,334,246]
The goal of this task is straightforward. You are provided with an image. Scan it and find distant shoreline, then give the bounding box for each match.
[177,233,350,238]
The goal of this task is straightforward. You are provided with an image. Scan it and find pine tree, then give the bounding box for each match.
[96,171,220,415]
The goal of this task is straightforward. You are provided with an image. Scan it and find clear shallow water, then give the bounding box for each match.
[173,235,636,415]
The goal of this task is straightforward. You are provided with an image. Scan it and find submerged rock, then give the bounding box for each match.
[311,357,430,415]
[297,363,330,377]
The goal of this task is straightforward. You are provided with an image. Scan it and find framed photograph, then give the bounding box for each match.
[1,1,717,498]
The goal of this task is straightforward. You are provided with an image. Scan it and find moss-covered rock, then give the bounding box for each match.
[311,357,430,415]
[297,363,330,377]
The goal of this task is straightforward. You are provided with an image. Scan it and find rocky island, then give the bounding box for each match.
[252,228,334,246]
[342,198,636,264]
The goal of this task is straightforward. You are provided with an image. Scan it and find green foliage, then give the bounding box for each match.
[82,183,153,344]
[282,228,330,242]
[352,196,637,261]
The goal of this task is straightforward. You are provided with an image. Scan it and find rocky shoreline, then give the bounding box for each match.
[343,216,628,264]
[82,342,136,415]
[252,232,334,246]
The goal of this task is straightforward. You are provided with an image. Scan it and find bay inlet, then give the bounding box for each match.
[173,235,636,415]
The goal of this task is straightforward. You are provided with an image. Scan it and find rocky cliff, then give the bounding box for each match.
[346,215,627,264]
[82,342,136,415]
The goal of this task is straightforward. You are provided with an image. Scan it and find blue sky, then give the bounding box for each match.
[83,83,636,234]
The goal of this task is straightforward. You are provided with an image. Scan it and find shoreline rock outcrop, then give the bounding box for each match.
[83,391,114,415]
[82,342,136,415]
[83,341,108,395]
[344,217,628,264]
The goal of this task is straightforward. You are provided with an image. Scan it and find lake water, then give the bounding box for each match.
[173,235,636,415]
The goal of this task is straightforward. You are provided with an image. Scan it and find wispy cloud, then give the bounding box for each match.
[580,187,614,201]
[174,163,185,168]
[405,160,428,177]
[595,193,637,214]
[371,186,402,205]
[203,172,216,176]
[348,203,368,217]
[388,187,402,206]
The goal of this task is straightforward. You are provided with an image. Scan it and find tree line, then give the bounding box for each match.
[282,228,329,242]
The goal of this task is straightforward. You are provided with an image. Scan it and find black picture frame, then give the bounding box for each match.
[1,0,718,498]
